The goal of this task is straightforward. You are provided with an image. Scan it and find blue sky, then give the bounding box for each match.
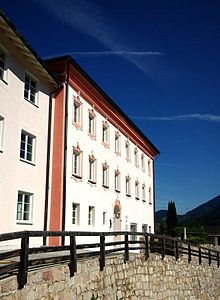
[1,0,220,214]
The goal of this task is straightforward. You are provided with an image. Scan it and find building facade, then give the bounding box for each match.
[46,56,160,245]
[0,11,58,247]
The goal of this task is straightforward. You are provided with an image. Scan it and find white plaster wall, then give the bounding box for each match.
[0,42,52,247]
[65,85,155,244]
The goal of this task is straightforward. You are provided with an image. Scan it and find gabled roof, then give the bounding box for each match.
[0,9,60,87]
[46,55,160,157]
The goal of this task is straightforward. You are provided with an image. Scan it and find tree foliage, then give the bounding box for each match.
[166,201,178,235]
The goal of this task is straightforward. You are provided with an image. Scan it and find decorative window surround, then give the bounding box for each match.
[88,108,96,139]
[135,180,140,200]
[102,162,109,188]
[148,159,152,177]
[16,191,33,224]
[72,203,80,225]
[20,130,36,164]
[72,144,82,178]
[72,93,83,129]
[102,120,110,147]
[24,73,38,106]
[149,187,152,205]
[125,175,131,197]
[114,169,121,192]
[103,211,107,225]
[115,131,121,155]
[141,154,145,172]
[125,140,130,162]
[134,147,139,168]
[142,184,146,202]
[88,206,95,226]
[88,153,96,184]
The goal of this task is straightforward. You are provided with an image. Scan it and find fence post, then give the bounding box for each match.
[18,233,29,289]
[69,235,77,277]
[124,233,129,263]
[145,234,149,260]
[188,244,191,263]
[99,233,105,271]
[175,240,179,261]
[199,247,202,265]
[208,250,211,266]
[161,237,165,260]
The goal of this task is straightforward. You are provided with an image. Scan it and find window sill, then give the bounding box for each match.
[88,180,96,185]
[0,149,3,154]
[20,158,36,166]
[102,185,109,190]
[115,189,121,193]
[135,197,140,200]
[0,77,8,85]
[72,174,82,180]
[88,133,96,140]
[72,122,83,130]
[126,194,131,198]
[115,150,121,156]
[24,97,39,108]
[16,221,33,225]
[102,142,110,149]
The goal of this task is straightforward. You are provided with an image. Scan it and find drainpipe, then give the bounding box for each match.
[43,83,63,246]
[61,57,70,246]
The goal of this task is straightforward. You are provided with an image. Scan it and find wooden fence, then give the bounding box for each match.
[0,231,219,290]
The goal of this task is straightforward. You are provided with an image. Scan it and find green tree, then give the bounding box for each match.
[166,201,178,235]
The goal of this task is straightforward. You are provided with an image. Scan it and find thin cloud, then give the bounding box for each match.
[69,50,164,56]
[33,0,163,75]
[132,114,220,123]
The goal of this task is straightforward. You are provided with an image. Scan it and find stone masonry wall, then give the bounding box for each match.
[0,253,220,300]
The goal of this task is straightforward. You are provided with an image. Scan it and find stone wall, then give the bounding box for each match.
[0,253,220,300]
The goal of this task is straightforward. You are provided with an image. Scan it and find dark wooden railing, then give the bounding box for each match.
[0,231,219,289]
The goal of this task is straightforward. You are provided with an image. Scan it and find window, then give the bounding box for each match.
[88,109,96,137]
[88,206,95,226]
[88,154,96,183]
[73,95,82,128]
[20,130,36,163]
[0,115,5,152]
[125,176,131,197]
[102,121,109,145]
[72,203,80,225]
[16,191,33,223]
[115,131,121,154]
[135,180,140,200]
[142,184,146,202]
[142,224,148,233]
[103,211,107,225]
[72,144,82,178]
[141,154,145,172]
[114,169,121,192]
[149,226,152,234]
[102,162,109,188]
[24,74,37,105]
[149,187,152,205]
[134,148,139,167]
[130,223,137,241]
[0,48,6,82]
[125,140,130,161]
[148,159,152,176]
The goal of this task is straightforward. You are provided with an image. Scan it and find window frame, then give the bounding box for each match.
[24,73,38,106]
[72,94,83,128]
[102,162,109,188]
[0,46,8,83]
[16,191,33,224]
[142,184,146,202]
[88,206,95,226]
[72,203,80,225]
[125,175,131,197]
[141,154,145,172]
[88,109,96,138]
[148,159,152,177]
[149,186,152,205]
[102,121,110,147]
[114,169,121,193]
[72,145,82,178]
[114,131,121,154]
[88,154,96,184]
[135,180,140,200]
[20,130,36,164]
[134,147,139,168]
[125,140,130,162]
[103,211,107,225]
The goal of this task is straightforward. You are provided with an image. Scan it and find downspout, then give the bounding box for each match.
[62,58,70,246]
[43,83,63,246]
[153,153,160,234]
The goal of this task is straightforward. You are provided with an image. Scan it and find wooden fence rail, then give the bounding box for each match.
[0,231,219,289]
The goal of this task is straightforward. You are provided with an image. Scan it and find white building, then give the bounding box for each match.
[0,10,59,246]
[46,56,160,245]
